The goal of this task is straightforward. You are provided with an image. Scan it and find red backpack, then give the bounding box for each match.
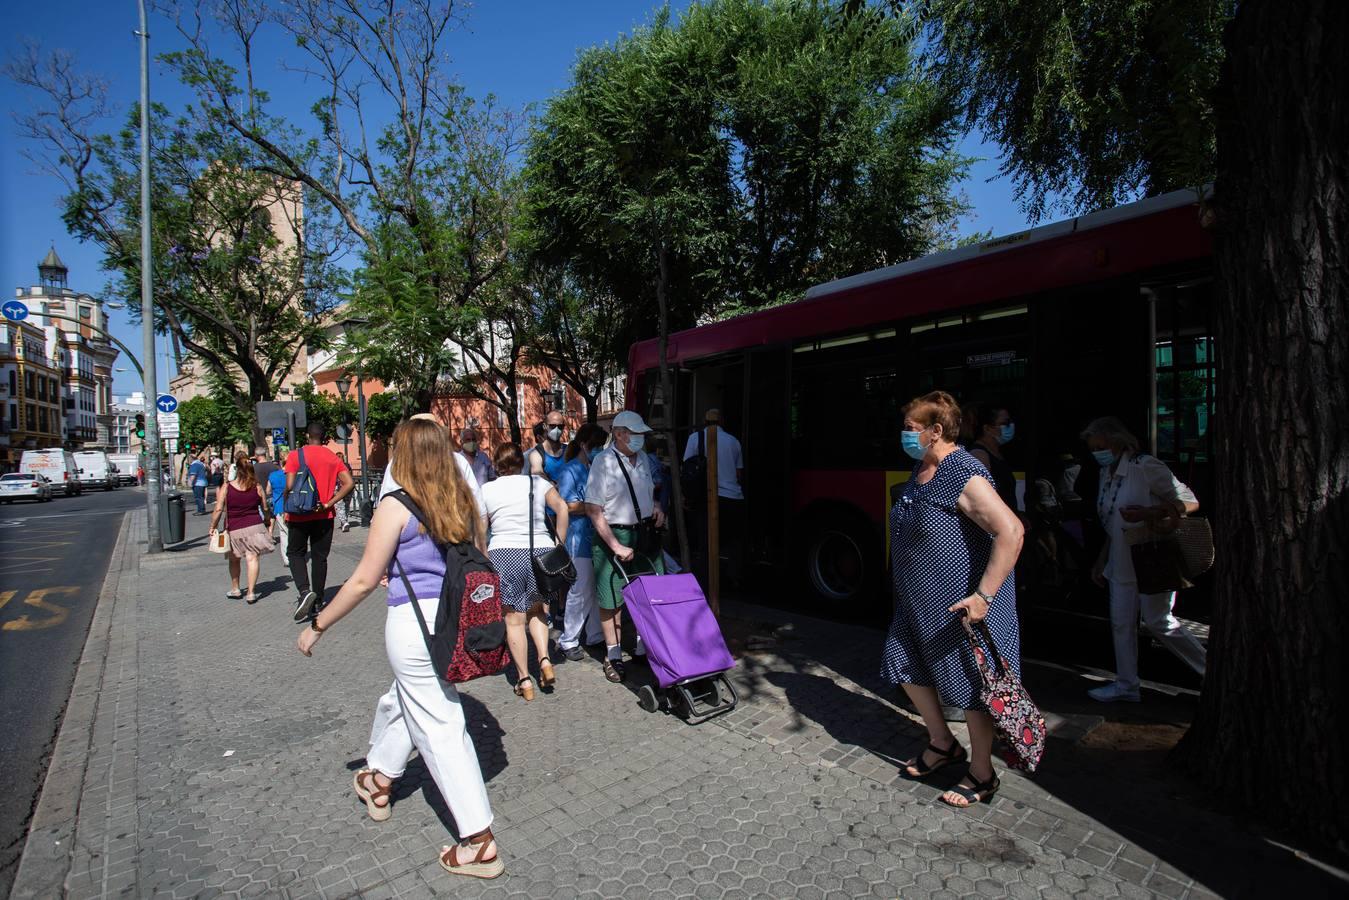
[388,490,510,683]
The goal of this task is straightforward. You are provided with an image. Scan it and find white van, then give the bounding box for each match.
[109,453,140,485]
[73,450,118,491]
[19,449,83,496]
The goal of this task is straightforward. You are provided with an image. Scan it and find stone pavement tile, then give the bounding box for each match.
[34,512,1349,898]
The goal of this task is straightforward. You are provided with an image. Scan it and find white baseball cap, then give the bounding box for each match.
[611,410,652,433]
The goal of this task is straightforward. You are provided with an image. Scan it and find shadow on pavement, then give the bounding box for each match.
[718,595,1349,897]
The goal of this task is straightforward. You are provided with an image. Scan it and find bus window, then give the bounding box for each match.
[791,345,900,471]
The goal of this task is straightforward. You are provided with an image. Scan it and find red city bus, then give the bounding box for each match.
[628,189,1217,625]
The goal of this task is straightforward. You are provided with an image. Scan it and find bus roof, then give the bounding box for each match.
[629,188,1211,373]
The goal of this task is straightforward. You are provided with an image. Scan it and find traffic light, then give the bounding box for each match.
[135,413,145,439]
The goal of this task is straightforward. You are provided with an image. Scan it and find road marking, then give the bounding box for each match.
[0,590,13,613]
[0,510,128,525]
[0,586,76,631]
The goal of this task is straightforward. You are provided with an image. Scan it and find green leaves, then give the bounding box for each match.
[526,0,972,327]
[924,0,1234,220]
[178,395,254,451]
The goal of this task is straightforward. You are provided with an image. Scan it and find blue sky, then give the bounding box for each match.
[0,1,1029,398]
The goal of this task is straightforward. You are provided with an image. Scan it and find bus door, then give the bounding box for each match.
[743,347,790,578]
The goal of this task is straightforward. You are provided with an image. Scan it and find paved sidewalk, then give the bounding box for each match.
[12,511,1347,898]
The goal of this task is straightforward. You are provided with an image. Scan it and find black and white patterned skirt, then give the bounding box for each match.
[488,547,550,612]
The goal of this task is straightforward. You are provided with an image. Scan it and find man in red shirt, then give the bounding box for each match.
[285,422,355,623]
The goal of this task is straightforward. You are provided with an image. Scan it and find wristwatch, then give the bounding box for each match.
[975,589,995,604]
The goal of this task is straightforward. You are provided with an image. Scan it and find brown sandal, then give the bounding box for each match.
[538,659,556,688]
[353,768,393,822]
[439,829,504,879]
[514,676,535,701]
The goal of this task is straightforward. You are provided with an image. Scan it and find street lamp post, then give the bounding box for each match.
[337,319,373,523]
[335,374,352,471]
[137,0,162,553]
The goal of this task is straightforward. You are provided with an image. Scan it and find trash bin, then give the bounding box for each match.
[160,491,186,545]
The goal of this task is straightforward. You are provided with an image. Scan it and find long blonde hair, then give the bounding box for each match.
[390,418,477,545]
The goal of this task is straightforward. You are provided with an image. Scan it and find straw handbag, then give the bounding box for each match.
[209,497,230,554]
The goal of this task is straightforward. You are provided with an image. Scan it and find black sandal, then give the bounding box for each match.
[941,772,1000,808]
[603,658,626,683]
[901,740,967,778]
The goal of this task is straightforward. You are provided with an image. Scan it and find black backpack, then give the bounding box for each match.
[681,428,707,503]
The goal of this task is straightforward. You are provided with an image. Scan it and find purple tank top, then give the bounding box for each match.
[386,514,446,607]
[224,483,263,529]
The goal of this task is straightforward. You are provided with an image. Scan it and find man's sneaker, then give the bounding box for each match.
[293,590,318,623]
[562,646,586,662]
[341,522,351,533]
[1088,682,1141,703]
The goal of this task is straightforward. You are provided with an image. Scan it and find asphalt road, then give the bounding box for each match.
[0,485,147,897]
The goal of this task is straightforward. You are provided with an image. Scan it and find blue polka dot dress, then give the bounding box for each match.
[881,449,1021,710]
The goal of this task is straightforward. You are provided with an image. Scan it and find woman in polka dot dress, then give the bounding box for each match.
[882,391,1025,807]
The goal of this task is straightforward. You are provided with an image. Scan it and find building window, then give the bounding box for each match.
[39,407,48,433]
[7,371,14,396]
[8,404,15,430]
[25,371,34,396]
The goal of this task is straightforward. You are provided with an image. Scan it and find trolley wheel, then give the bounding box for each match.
[637,685,660,713]
[715,676,738,708]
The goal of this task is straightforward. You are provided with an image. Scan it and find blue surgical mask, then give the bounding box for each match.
[901,429,927,461]
[627,434,646,453]
[1092,449,1118,467]
[998,423,1015,445]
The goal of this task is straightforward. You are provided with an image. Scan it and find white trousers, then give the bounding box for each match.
[558,556,603,650]
[366,599,493,837]
[1107,578,1208,692]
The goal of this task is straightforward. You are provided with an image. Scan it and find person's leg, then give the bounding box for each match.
[504,610,530,682]
[1140,590,1207,676]
[363,681,413,815]
[942,710,999,807]
[193,485,206,514]
[559,557,597,651]
[721,498,746,587]
[309,519,335,604]
[244,552,260,595]
[1106,579,1143,693]
[899,682,959,771]
[526,601,551,662]
[334,498,348,530]
[287,520,312,596]
[227,553,242,594]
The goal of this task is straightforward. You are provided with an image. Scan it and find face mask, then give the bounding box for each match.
[901,429,927,461]
[1092,449,1118,467]
[999,423,1015,445]
[462,441,477,454]
[547,427,563,442]
[627,433,646,453]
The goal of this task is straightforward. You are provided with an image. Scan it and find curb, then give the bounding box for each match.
[9,508,141,899]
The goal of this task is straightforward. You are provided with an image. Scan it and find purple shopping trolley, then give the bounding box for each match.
[616,558,738,725]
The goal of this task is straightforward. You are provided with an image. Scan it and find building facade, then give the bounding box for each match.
[111,392,148,456]
[0,319,66,469]
[11,248,121,452]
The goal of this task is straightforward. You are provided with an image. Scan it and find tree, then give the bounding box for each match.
[291,383,357,440]
[920,0,1349,852]
[528,0,972,563]
[923,0,1232,221]
[159,1,538,434]
[178,394,253,454]
[363,390,406,442]
[8,47,344,447]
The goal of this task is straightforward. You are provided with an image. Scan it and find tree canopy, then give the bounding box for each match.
[922,0,1234,220]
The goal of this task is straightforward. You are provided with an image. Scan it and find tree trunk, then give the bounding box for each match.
[657,243,692,570]
[1175,0,1349,854]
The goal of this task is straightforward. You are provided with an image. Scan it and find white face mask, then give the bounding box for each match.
[547,426,563,442]
[462,441,478,454]
[627,433,646,453]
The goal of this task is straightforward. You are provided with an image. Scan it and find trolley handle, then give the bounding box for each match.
[612,552,660,586]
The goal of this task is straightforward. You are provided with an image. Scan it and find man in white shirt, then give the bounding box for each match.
[379,414,487,550]
[586,410,666,683]
[682,409,746,587]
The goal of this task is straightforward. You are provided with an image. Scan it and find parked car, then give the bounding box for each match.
[73,450,118,491]
[19,449,82,496]
[0,472,55,503]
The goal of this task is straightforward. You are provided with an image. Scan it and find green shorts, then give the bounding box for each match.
[592,526,665,610]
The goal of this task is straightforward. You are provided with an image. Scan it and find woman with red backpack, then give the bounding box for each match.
[296,418,505,880]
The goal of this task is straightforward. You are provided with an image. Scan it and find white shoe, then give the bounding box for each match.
[1088,682,1140,703]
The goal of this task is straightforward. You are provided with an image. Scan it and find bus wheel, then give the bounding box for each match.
[803,511,875,604]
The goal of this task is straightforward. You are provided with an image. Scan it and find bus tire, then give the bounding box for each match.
[800,506,882,610]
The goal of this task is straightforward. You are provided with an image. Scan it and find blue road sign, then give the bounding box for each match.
[2,300,29,322]
[272,428,286,444]
[156,394,179,414]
